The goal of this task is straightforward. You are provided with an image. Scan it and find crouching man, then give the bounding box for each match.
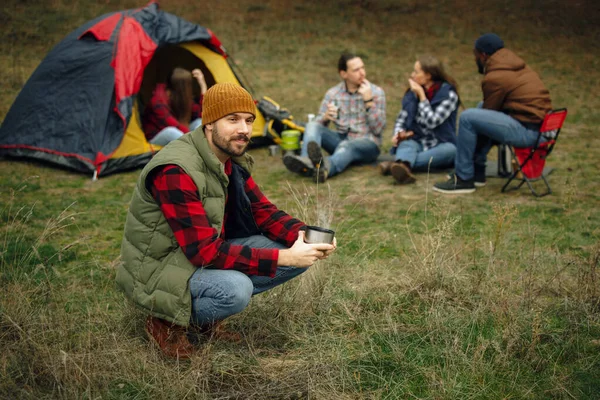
[117,83,336,359]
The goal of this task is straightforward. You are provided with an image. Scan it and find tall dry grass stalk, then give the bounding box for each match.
[277,181,337,315]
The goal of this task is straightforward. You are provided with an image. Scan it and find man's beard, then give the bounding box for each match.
[476,58,485,75]
[212,124,249,157]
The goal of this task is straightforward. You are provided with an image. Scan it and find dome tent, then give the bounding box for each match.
[0,2,266,178]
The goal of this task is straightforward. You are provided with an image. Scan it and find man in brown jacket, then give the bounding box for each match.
[434,33,552,194]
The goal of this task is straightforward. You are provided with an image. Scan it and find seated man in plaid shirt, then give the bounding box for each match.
[283,52,386,183]
[117,83,336,359]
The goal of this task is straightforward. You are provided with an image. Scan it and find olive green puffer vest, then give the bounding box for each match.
[116,129,253,326]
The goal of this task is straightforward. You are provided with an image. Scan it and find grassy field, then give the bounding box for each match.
[1,0,600,398]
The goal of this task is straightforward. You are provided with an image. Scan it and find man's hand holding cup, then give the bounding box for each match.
[277,227,336,267]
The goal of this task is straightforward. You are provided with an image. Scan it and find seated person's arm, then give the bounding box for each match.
[482,77,507,111]
[392,109,408,145]
[416,90,459,130]
[316,92,333,125]
[365,90,386,138]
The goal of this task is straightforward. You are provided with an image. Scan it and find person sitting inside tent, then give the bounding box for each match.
[379,55,460,184]
[142,67,208,146]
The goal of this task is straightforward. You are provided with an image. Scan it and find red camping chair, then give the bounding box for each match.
[502,108,567,197]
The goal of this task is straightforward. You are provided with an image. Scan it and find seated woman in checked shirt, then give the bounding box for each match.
[379,55,460,184]
[142,67,207,146]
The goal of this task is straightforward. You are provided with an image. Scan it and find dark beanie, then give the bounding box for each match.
[474,33,504,55]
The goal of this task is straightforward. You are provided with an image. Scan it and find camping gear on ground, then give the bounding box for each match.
[0,3,268,178]
[280,130,301,153]
[257,96,305,148]
[268,145,281,157]
[502,108,567,197]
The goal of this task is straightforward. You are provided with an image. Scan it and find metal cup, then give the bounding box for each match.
[268,144,281,156]
[304,225,335,244]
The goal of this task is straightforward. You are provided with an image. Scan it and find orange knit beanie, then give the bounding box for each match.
[201,83,256,125]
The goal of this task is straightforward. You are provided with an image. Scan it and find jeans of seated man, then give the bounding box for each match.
[188,235,307,327]
[394,139,456,171]
[150,118,203,146]
[301,121,379,177]
[455,103,545,181]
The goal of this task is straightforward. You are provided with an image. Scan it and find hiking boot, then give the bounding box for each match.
[283,154,314,177]
[446,171,486,187]
[307,141,324,168]
[433,174,476,194]
[390,162,416,184]
[145,316,195,359]
[378,161,393,176]
[314,166,329,183]
[189,321,242,344]
[307,141,329,183]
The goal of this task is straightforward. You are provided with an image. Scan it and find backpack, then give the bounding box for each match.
[257,96,305,145]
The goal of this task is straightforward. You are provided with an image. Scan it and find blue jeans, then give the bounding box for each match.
[301,122,380,177]
[150,118,202,146]
[188,235,306,326]
[394,139,456,171]
[455,108,543,180]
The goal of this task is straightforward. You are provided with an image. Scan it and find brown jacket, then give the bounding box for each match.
[483,48,552,124]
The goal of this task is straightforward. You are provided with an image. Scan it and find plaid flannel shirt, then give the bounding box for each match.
[393,88,458,151]
[150,163,305,277]
[142,84,203,141]
[316,81,386,146]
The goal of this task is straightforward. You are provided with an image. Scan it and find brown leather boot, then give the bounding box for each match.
[390,162,416,184]
[145,316,195,359]
[378,161,393,176]
[191,321,242,343]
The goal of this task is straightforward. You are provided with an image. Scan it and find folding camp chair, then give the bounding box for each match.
[502,108,567,197]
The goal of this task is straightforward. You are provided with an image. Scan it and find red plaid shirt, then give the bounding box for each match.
[150,162,305,277]
[142,84,203,141]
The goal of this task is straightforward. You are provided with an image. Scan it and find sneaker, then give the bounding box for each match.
[283,154,314,177]
[390,162,416,184]
[446,171,486,188]
[145,316,195,359]
[314,166,329,183]
[378,161,393,176]
[474,165,487,187]
[433,175,476,194]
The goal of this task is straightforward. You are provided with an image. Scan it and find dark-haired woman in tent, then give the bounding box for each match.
[143,67,208,146]
[379,55,460,184]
